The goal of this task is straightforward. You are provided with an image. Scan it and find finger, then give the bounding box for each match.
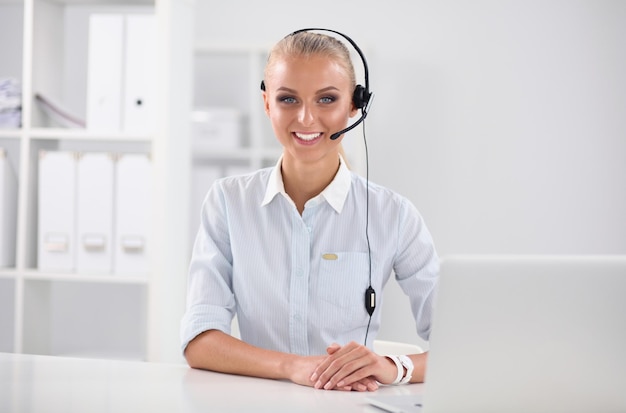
[322,354,373,390]
[334,377,378,392]
[326,343,341,355]
[311,343,350,383]
[318,347,376,389]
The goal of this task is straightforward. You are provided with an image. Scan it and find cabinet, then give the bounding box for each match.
[0,0,193,363]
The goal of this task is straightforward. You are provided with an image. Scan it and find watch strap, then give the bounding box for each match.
[385,355,404,385]
[397,355,414,384]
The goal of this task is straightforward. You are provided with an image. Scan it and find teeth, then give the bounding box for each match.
[295,132,321,141]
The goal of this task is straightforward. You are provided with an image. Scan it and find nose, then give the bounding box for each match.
[297,103,315,126]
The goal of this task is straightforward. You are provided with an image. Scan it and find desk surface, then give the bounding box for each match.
[0,352,423,413]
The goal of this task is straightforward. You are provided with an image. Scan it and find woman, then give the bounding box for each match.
[181,29,438,392]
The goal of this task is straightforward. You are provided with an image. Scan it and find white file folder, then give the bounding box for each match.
[76,153,114,273]
[114,154,151,275]
[0,148,17,267]
[189,164,221,246]
[38,151,77,272]
[123,14,157,134]
[86,14,124,132]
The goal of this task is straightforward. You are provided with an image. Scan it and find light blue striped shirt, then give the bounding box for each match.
[181,156,439,356]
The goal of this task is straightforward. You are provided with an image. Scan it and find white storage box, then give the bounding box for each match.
[76,153,115,273]
[114,153,151,275]
[191,107,242,150]
[38,151,77,272]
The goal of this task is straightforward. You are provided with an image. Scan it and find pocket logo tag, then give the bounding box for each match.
[322,253,338,260]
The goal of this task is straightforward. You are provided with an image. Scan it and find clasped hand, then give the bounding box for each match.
[306,341,397,392]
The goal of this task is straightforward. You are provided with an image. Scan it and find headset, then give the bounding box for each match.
[260,28,373,140]
[262,28,377,346]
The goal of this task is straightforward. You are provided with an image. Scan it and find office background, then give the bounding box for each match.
[1,0,624,358]
[192,0,626,348]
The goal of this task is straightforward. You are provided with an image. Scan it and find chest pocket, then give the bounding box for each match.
[318,252,370,309]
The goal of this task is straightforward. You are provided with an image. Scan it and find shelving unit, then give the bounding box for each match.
[0,0,194,363]
[192,44,280,165]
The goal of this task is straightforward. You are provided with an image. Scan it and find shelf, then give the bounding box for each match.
[42,0,153,4]
[0,269,18,279]
[0,130,22,138]
[28,128,152,142]
[191,146,281,161]
[20,270,149,285]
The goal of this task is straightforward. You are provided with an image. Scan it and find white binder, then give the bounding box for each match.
[0,148,17,267]
[86,14,124,132]
[76,153,114,273]
[123,14,157,134]
[38,151,77,272]
[86,13,157,134]
[114,153,151,275]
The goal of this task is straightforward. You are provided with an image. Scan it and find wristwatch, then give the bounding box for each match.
[397,355,414,384]
[386,355,414,385]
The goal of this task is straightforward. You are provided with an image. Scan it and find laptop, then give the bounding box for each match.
[367,255,626,413]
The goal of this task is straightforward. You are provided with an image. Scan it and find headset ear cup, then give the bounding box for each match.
[352,84,369,109]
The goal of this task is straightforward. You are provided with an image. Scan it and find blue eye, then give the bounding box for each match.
[319,96,336,104]
[278,96,297,104]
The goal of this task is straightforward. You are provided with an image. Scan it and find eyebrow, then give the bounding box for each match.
[276,86,340,94]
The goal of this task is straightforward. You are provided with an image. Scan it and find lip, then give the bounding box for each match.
[292,132,324,145]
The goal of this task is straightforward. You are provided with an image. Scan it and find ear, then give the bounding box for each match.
[262,91,271,117]
[349,102,359,118]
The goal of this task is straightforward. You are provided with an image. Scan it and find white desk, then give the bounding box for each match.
[0,352,424,412]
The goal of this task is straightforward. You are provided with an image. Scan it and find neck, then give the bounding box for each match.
[281,154,340,214]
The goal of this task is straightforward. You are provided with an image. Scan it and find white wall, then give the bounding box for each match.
[194,1,626,347]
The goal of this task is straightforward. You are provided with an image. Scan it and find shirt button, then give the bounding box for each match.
[295,268,304,277]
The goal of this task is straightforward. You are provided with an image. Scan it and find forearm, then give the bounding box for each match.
[185,330,299,381]
[408,351,428,383]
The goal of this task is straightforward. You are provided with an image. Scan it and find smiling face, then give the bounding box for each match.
[262,54,358,168]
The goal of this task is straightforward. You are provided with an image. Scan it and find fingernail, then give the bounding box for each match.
[323,382,332,390]
[337,380,345,387]
[315,380,322,389]
[310,372,317,381]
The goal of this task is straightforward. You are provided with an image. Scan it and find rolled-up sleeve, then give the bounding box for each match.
[393,200,439,341]
[180,181,236,353]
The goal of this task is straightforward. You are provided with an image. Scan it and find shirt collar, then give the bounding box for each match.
[261,154,352,213]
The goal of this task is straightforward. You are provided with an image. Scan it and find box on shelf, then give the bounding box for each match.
[114,153,151,275]
[38,151,77,272]
[76,153,114,273]
[191,107,242,150]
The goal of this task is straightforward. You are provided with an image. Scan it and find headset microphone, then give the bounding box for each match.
[330,95,372,140]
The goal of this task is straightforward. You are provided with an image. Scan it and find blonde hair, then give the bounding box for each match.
[264,31,357,90]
